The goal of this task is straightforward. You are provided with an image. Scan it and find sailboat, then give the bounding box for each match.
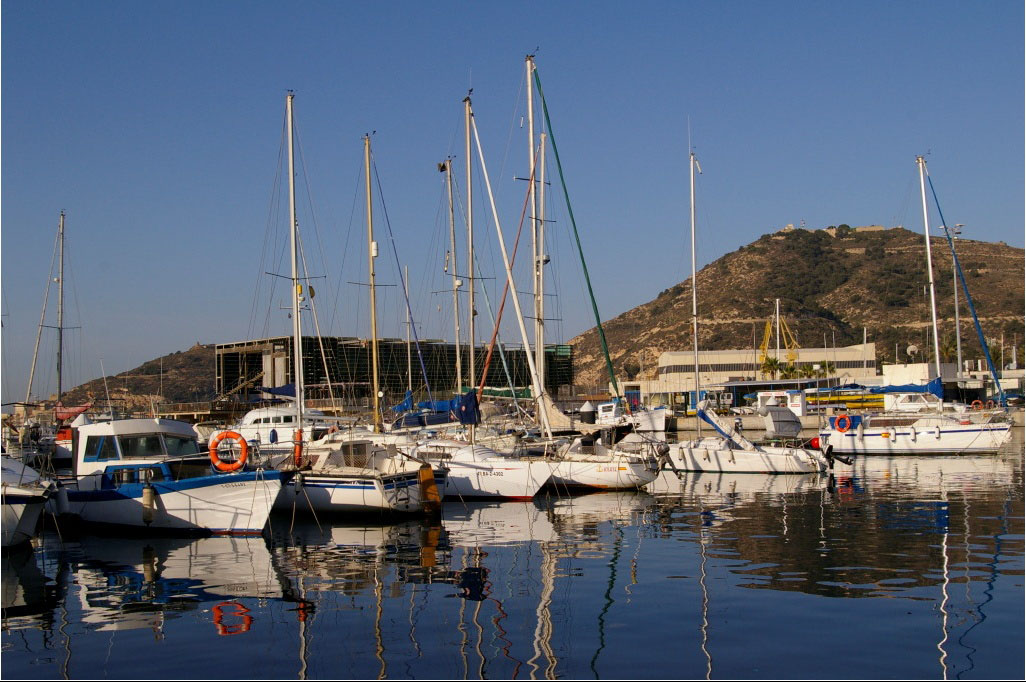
[818,157,1013,456]
[215,95,442,515]
[462,69,658,491]
[1,456,56,547]
[666,147,830,474]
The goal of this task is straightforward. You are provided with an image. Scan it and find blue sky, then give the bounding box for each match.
[2,1,1023,405]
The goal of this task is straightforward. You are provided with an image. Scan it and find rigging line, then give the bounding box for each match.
[293,114,335,318]
[926,174,1005,405]
[371,157,435,404]
[249,111,287,340]
[532,65,623,403]
[26,221,61,402]
[329,158,366,385]
[475,141,539,399]
[296,230,339,413]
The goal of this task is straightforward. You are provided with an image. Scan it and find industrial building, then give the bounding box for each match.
[214,336,574,406]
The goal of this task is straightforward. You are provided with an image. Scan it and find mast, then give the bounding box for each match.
[26,215,62,405]
[689,150,700,416]
[405,265,412,393]
[526,55,545,388]
[365,135,382,432]
[56,210,65,407]
[917,155,943,379]
[537,132,547,388]
[464,96,476,394]
[442,158,463,392]
[469,108,553,438]
[286,92,305,432]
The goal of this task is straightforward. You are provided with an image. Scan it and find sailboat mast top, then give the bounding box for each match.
[56,210,66,407]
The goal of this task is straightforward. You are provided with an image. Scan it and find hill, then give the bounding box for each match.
[570,227,1024,388]
[59,343,217,409]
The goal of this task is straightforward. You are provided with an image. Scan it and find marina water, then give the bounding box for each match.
[3,436,1022,679]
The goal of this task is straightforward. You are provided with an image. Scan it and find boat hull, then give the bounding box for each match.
[548,455,658,490]
[274,469,427,513]
[1,489,50,547]
[63,471,282,534]
[668,442,827,474]
[819,422,1013,455]
[437,459,549,499]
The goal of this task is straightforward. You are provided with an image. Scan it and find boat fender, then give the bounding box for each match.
[419,464,442,515]
[908,426,916,442]
[856,422,864,442]
[269,428,278,444]
[934,426,941,439]
[209,431,248,473]
[142,482,156,526]
[293,429,304,467]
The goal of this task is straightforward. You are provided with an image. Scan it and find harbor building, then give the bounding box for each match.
[625,343,877,408]
[214,335,574,407]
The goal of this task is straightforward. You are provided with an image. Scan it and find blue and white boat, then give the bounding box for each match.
[57,416,283,535]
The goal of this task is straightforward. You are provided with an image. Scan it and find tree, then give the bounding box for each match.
[761,356,781,380]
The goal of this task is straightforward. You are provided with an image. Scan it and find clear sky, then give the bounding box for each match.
[2,1,1023,406]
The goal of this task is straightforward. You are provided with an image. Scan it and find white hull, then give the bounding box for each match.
[439,459,550,499]
[64,472,281,534]
[274,469,426,513]
[668,441,827,474]
[548,455,659,489]
[820,421,1013,455]
[2,493,49,547]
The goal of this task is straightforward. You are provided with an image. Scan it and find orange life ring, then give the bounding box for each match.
[209,431,248,472]
[212,601,253,636]
[971,400,984,410]
[835,414,852,433]
[986,400,995,409]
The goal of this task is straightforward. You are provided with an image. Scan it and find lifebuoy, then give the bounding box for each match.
[971,400,984,410]
[209,431,248,473]
[212,601,253,636]
[835,414,852,433]
[986,400,995,409]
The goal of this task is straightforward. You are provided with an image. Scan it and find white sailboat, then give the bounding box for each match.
[666,147,829,474]
[818,157,1013,456]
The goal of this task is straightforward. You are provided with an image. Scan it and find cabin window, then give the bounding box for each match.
[283,416,294,423]
[118,435,164,458]
[165,435,201,456]
[84,435,118,461]
[272,417,282,424]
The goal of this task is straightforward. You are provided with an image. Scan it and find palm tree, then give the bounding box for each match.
[761,356,781,380]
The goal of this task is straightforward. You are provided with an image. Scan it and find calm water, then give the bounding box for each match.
[3,444,1023,679]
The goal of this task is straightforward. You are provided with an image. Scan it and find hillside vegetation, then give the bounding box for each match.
[570,227,1024,387]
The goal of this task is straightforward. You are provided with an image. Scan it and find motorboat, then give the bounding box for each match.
[1,456,56,547]
[56,416,283,534]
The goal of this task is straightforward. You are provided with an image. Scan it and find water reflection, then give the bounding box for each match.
[2,450,1021,680]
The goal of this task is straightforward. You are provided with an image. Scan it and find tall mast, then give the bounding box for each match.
[56,209,66,407]
[286,92,304,428]
[405,265,412,393]
[365,134,382,432]
[27,215,61,405]
[536,132,547,387]
[464,96,476,392]
[917,155,943,378]
[442,159,462,391]
[689,150,699,415]
[526,55,544,387]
